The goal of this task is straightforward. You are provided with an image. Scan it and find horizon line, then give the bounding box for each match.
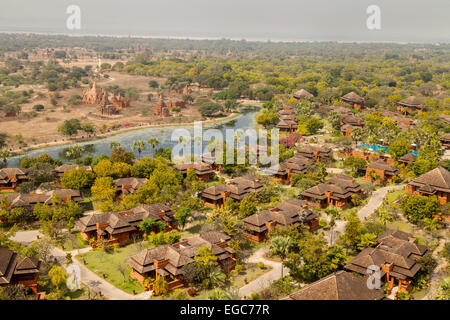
[0,30,448,46]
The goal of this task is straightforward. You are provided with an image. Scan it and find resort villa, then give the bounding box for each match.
[440,133,450,150]
[341,92,365,109]
[397,96,425,114]
[243,198,319,242]
[271,154,314,183]
[345,230,428,294]
[405,166,450,204]
[175,163,215,181]
[75,203,175,247]
[300,175,363,209]
[113,177,148,199]
[0,168,28,192]
[293,89,313,101]
[364,160,400,184]
[1,189,84,210]
[296,145,332,163]
[340,115,365,137]
[200,175,263,207]
[53,164,93,179]
[282,270,385,300]
[127,231,236,290]
[0,248,41,294]
[398,152,417,165]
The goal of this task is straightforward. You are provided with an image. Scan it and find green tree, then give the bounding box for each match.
[60,168,94,190]
[57,119,81,136]
[328,111,341,133]
[339,211,364,250]
[91,177,116,202]
[343,156,367,175]
[64,145,83,160]
[93,159,131,178]
[198,103,223,117]
[350,127,364,145]
[130,157,158,178]
[109,141,120,150]
[238,194,258,219]
[174,206,192,230]
[48,266,67,290]
[147,137,160,154]
[388,138,410,160]
[256,109,279,127]
[268,236,294,278]
[377,207,394,225]
[132,140,147,158]
[133,162,182,204]
[138,218,167,234]
[0,149,11,167]
[285,232,347,282]
[110,146,135,164]
[152,276,168,296]
[297,116,323,135]
[401,194,440,224]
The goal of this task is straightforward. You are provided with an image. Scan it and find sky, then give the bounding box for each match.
[0,0,449,43]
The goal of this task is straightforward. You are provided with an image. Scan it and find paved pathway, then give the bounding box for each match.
[423,238,448,300]
[238,247,289,298]
[10,230,43,245]
[326,184,405,245]
[10,229,151,300]
[326,168,346,174]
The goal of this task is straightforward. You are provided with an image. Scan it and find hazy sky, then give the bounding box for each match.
[0,0,449,43]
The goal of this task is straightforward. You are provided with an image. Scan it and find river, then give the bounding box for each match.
[7,109,259,167]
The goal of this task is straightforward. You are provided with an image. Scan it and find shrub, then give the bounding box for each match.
[33,104,45,111]
[401,195,440,224]
[248,293,261,300]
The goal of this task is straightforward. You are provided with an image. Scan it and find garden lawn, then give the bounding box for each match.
[78,241,152,294]
[385,189,405,205]
[179,220,207,239]
[387,220,414,234]
[54,231,90,251]
[68,284,106,300]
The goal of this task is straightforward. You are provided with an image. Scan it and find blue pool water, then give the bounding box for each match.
[356,144,389,153]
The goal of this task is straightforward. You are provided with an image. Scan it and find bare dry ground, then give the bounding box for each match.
[1,59,207,151]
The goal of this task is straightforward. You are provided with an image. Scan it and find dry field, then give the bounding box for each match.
[1,58,206,151]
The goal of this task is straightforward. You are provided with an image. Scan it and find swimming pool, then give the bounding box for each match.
[356,144,389,153]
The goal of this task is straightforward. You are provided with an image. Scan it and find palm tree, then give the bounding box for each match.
[377,207,394,226]
[268,236,294,278]
[423,217,440,232]
[64,145,83,160]
[0,149,11,167]
[147,137,159,154]
[209,266,226,287]
[109,141,120,150]
[223,287,240,300]
[132,140,146,158]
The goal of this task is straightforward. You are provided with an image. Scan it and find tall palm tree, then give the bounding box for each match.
[132,140,146,158]
[147,137,159,154]
[268,236,294,278]
[0,149,11,167]
[109,141,120,150]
